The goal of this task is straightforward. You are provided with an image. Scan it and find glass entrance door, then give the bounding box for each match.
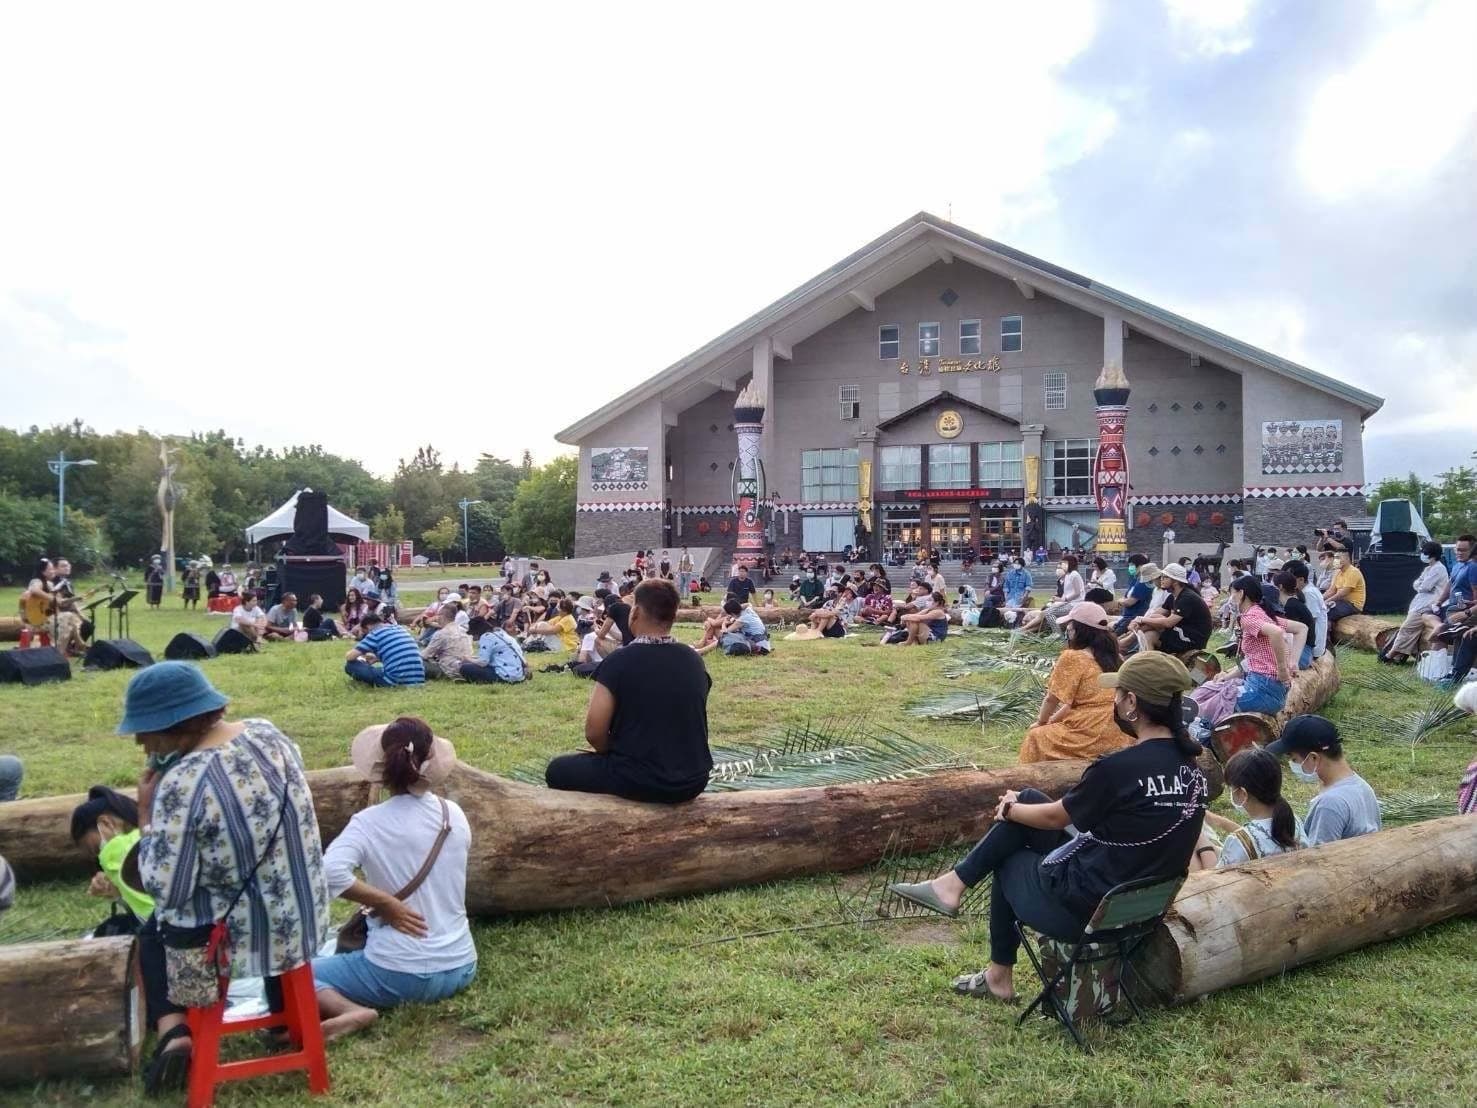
[977,509,1022,558]
[928,514,973,559]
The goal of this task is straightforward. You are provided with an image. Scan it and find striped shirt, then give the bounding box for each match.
[358,624,426,685]
[139,719,329,977]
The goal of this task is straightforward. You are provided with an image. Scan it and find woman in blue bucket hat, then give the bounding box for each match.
[120,662,330,1094]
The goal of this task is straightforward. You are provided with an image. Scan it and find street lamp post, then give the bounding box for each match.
[458,498,483,563]
[47,450,98,528]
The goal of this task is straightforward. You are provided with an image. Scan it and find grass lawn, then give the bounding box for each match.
[2,584,1476,1106]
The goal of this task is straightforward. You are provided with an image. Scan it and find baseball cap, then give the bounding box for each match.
[1098,651,1193,706]
[1065,601,1111,630]
[1265,714,1340,756]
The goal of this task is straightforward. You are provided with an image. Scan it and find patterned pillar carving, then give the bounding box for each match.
[732,382,767,574]
[1093,362,1130,554]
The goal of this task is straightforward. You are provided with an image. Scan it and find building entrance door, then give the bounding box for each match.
[977,508,1022,559]
[928,513,973,560]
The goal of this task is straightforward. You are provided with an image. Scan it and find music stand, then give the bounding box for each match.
[80,594,111,643]
[108,590,139,641]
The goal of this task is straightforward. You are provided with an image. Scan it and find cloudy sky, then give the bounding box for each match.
[1,0,1472,482]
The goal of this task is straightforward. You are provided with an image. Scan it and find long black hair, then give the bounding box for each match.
[70,786,140,844]
[1066,619,1122,674]
[1224,747,1299,849]
[1136,695,1201,760]
[1231,575,1279,619]
[380,716,434,793]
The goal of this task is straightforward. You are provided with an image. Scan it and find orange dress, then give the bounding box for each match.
[1017,648,1130,763]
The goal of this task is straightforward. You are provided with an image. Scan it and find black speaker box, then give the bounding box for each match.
[84,639,156,671]
[164,632,218,661]
[213,627,256,655]
[0,647,72,685]
[1357,553,1422,615]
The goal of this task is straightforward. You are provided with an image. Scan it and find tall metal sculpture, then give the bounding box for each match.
[1093,360,1131,554]
[157,442,181,592]
[731,382,767,575]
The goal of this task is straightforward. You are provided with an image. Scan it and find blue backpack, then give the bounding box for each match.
[477,629,528,683]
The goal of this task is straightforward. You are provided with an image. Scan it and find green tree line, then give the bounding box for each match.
[0,423,576,579]
[1367,453,1477,540]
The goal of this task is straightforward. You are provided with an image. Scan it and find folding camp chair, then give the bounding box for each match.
[1015,873,1184,1052]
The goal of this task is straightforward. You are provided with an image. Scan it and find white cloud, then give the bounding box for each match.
[1163,0,1258,57]
[1298,0,1477,199]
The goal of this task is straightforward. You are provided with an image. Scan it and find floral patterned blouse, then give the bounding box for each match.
[139,718,330,977]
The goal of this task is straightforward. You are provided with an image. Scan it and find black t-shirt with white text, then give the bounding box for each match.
[595,642,713,791]
[1161,588,1212,649]
[1049,738,1207,914]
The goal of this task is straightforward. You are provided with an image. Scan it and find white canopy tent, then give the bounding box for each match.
[244,489,371,545]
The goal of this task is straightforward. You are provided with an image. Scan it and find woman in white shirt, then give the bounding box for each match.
[1089,557,1117,596]
[1191,747,1307,870]
[1019,556,1085,633]
[312,719,476,1041]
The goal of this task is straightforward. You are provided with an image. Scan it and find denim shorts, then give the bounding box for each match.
[1236,671,1288,715]
[311,950,476,1010]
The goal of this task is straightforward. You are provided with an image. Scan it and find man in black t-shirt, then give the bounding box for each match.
[887,652,1206,1001]
[595,580,637,646]
[545,578,712,803]
[1129,562,1210,655]
[725,564,757,604]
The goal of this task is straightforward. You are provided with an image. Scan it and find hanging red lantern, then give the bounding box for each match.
[1210,511,1226,526]
[1186,511,1200,527]
[696,520,710,536]
[1160,512,1175,526]
[1136,512,1152,528]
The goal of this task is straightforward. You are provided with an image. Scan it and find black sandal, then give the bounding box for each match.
[143,1024,193,1095]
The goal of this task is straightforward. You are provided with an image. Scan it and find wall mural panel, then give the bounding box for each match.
[590,446,650,491]
[1260,420,1343,475]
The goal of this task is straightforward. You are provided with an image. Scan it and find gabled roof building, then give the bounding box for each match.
[557,213,1382,561]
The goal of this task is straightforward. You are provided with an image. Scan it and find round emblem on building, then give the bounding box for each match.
[936,410,963,439]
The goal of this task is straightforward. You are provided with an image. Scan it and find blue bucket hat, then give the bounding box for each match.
[117,662,229,735]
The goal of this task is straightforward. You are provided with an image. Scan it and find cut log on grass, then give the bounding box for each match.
[0,936,143,1082]
[672,605,797,626]
[1136,814,1477,1006]
[1209,653,1340,763]
[0,616,21,642]
[3,758,1224,912]
[1334,614,1398,651]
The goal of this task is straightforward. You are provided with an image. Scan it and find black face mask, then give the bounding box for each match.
[1113,696,1138,739]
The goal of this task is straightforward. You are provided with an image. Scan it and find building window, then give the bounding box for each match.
[878,445,922,491]
[1043,370,1067,411]
[959,319,982,356]
[928,443,972,490]
[839,384,860,421]
[919,322,941,357]
[801,448,860,503]
[978,441,1024,488]
[1001,315,1023,353]
[879,324,900,360]
[1044,439,1098,497]
[802,514,859,553]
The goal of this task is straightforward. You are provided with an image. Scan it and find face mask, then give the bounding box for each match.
[1127,565,1139,580]
[1056,567,1066,578]
[1289,756,1320,784]
[1229,789,1247,816]
[1112,695,1138,739]
[149,749,184,773]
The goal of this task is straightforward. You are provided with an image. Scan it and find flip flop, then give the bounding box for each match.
[143,1024,193,1095]
[951,969,1019,1005]
[886,881,959,919]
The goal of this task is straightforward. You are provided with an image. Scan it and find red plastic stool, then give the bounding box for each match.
[186,962,330,1108]
[17,627,51,648]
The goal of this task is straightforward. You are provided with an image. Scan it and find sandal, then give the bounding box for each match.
[951,969,1019,1005]
[143,1024,193,1095]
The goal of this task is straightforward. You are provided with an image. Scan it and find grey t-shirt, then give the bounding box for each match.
[265,604,299,629]
[1304,773,1381,846]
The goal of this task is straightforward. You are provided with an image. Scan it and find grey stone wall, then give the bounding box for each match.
[1242,494,1366,549]
[1127,501,1238,553]
[573,510,665,559]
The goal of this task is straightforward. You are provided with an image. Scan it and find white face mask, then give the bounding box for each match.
[1229,788,1247,816]
[1289,755,1320,784]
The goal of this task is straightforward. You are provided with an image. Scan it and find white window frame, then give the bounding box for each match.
[918,322,941,358]
[1043,370,1067,411]
[878,324,901,360]
[838,384,860,421]
[928,442,972,490]
[978,440,1024,488]
[800,448,860,503]
[1001,314,1023,353]
[1044,438,1098,498]
[959,318,982,356]
[878,445,922,491]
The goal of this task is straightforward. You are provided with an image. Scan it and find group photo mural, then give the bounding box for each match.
[590,446,649,491]
[1260,419,1343,475]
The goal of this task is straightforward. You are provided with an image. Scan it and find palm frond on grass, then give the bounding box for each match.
[1378,790,1453,826]
[906,671,1042,724]
[1345,668,1426,696]
[943,644,1057,679]
[1346,694,1472,747]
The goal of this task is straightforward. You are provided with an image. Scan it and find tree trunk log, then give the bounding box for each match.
[1136,815,1477,1005]
[672,605,798,625]
[0,616,21,642]
[3,758,1223,913]
[1273,650,1340,728]
[1334,614,1398,651]
[0,936,143,1082]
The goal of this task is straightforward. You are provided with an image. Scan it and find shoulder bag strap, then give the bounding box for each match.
[1231,826,1261,862]
[390,797,452,903]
